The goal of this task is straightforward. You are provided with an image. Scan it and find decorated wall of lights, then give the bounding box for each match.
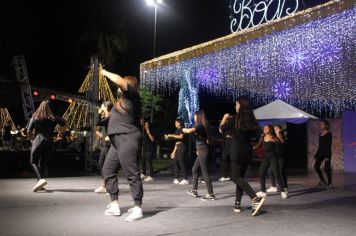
[141,1,356,120]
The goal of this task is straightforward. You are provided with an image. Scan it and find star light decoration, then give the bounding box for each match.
[273,81,292,99]
[141,5,356,118]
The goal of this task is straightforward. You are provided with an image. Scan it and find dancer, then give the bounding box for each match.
[220,98,265,216]
[219,115,233,182]
[28,100,66,192]
[254,125,288,199]
[141,121,155,182]
[266,125,288,193]
[166,118,189,185]
[101,69,143,221]
[94,101,113,193]
[314,119,333,189]
[183,110,215,201]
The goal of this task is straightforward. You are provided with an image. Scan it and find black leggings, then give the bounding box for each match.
[192,147,213,195]
[174,143,187,179]
[30,136,53,180]
[230,161,256,203]
[221,139,231,178]
[270,157,288,188]
[142,149,154,176]
[259,155,284,192]
[102,131,143,206]
[314,157,332,184]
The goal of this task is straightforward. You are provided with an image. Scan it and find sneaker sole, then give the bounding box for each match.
[187,192,198,198]
[234,208,242,213]
[251,198,266,217]
[104,212,121,216]
[201,197,216,201]
[33,181,47,192]
[125,216,143,222]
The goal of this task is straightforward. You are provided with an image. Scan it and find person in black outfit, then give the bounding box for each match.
[220,98,265,216]
[266,125,288,193]
[101,69,143,222]
[183,110,215,201]
[254,125,288,199]
[314,119,333,189]
[141,121,155,182]
[94,101,113,194]
[166,118,188,185]
[28,100,66,192]
[219,116,233,182]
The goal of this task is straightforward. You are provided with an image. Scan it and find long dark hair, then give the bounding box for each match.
[32,100,55,120]
[264,125,276,137]
[194,110,211,143]
[235,97,259,132]
[320,119,330,130]
[116,76,139,114]
[103,101,113,112]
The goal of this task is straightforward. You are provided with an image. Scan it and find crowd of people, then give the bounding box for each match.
[14,68,333,222]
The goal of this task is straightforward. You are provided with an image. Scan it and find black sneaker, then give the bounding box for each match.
[201,194,216,201]
[251,197,265,216]
[187,190,198,198]
[234,202,242,213]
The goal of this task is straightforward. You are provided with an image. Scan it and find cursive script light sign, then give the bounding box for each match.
[230,0,299,33]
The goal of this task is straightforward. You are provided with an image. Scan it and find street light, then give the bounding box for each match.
[145,0,163,122]
[145,0,163,58]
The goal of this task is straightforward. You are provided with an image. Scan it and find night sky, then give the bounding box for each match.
[1,0,329,122]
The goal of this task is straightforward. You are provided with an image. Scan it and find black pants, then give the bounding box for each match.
[98,144,110,174]
[30,136,53,180]
[174,143,187,179]
[192,147,213,195]
[142,149,154,176]
[314,157,332,184]
[230,161,256,203]
[221,139,231,178]
[270,157,288,188]
[102,131,143,206]
[259,155,284,192]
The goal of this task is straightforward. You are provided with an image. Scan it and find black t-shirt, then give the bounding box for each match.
[143,130,155,151]
[316,132,332,158]
[108,84,142,135]
[195,124,208,147]
[174,127,184,143]
[220,114,259,162]
[28,117,66,139]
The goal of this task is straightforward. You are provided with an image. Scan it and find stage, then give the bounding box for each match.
[1,173,356,236]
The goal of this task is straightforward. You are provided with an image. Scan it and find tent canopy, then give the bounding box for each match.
[254,100,317,123]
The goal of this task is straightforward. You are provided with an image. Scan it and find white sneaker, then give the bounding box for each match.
[266,186,278,193]
[33,179,47,192]
[179,179,189,185]
[219,177,226,182]
[144,176,154,182]
[256,191,267,197]
[281,192,288,199]
[140,174,146,180]
[104,203,121,216]
[94,186,107,193]
[125,206,143,222]
[173,179,179,184]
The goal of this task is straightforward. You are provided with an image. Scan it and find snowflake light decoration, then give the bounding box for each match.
[315,41,342,66]
[286,49,309,71]
[273,81,292,99]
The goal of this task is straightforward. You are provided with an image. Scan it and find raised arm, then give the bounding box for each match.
[101,69,127,91]
[182,127,196,134]
[167,133,184,140]
[219,113,232,133]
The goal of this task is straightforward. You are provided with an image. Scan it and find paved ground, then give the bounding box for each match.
[1,172,356,236]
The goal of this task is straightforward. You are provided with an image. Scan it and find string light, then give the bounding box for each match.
[141,2,356,118]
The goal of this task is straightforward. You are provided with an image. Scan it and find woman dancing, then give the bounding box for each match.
[220,98,265,216]
[166,118,189,185]
[183,110,215,201]
[101,69,143,221]
[28,100,66,192]
[266,125,288,193]
[94,101,113,193]
[254,125,288,199]
[314,119,333,189]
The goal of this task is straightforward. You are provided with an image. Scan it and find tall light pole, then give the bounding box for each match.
[145,0,163,122]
